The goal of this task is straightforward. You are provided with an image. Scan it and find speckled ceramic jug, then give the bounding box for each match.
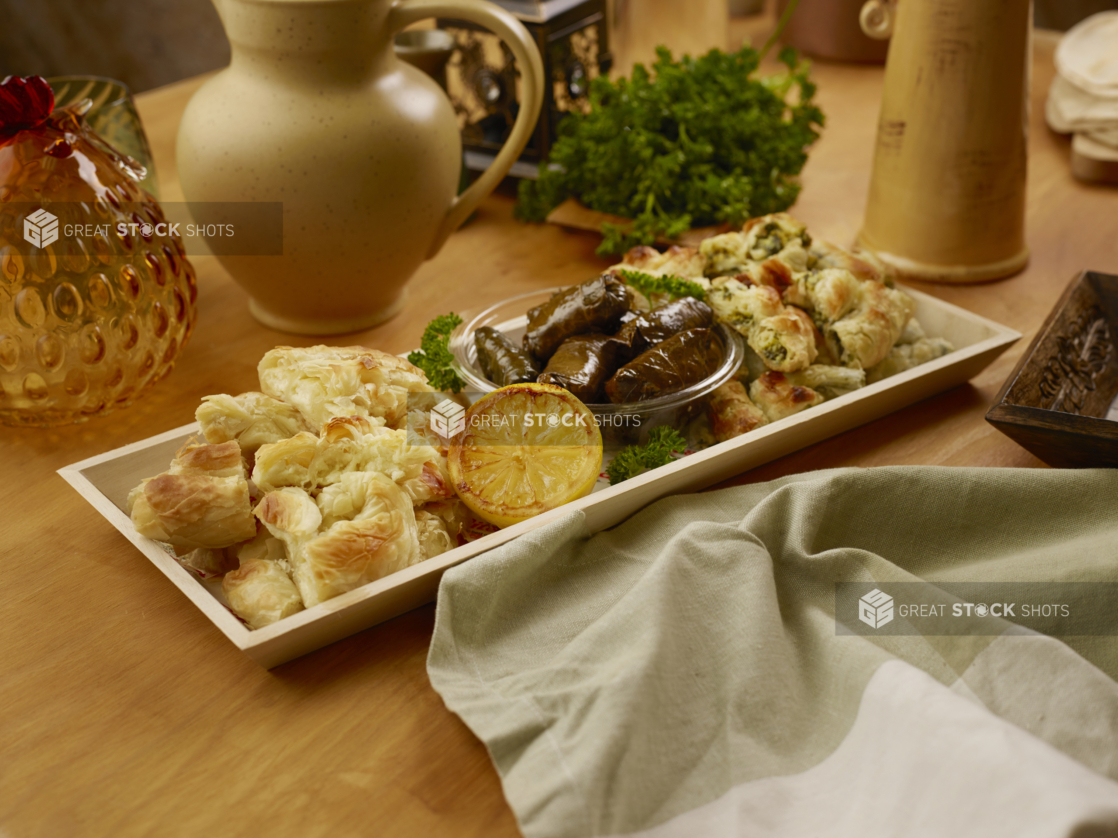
[177,0,543,334]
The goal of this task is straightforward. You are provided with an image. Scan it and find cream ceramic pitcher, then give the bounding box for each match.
[177,0,544,334]
[856,0,1031,283]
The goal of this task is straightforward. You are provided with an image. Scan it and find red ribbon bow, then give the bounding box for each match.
[0,76,55,140]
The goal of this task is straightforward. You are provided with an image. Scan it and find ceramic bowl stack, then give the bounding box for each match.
[1046,11,1118,184]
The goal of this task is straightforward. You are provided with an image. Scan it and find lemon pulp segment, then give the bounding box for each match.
[448,384,603,528]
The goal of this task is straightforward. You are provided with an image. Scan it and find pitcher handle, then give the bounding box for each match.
[389,0,544,258]
[859,0,896,39]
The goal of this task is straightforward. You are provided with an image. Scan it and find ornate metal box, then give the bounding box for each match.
[438,0,610,178]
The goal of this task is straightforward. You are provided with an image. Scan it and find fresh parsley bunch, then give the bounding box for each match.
[516,45,823,256]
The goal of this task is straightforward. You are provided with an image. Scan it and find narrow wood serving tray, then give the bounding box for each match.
[59,286,1019,668]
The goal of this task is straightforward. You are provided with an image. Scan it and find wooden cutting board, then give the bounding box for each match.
[545,197,732,248]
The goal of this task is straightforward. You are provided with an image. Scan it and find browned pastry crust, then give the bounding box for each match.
[257,345,433,432]
[128,441,257,550]
[196,391,311,455]
[252,418,453,504]
[808,240,891,284]
[748,371,824,422]
[256,473,422,607]
[608,244,708,280]
[707,380,769,442]
[828,282,916,369]
[223,557,304,630]
[708,279,817,373]
[170,439,244,476]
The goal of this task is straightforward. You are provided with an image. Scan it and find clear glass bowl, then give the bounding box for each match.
[450,287,745,443]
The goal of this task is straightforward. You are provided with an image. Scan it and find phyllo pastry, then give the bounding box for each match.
[867,336,954,384]
[785,364,867,399]
[220,528,305,629]
[748,371,825,422]
[607,243,708,282]
[196,391,311,455]
[807,239,890,284]
[827,281,916,369]
[707,380,769,442]
[257,345,433,432]
[415,510,457,560]
[783,268,862,325]
[708,278,784,334]
[223,559,304,630]
[708,279,817,373]
[128,440,257,550]
[700,213,811,277]
[176,545,239,577]
[252,416,453,504]
[256,473,422,607]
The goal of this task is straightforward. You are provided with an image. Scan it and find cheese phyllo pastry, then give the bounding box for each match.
[415,510,457,559]
[222,530,305,630]
[256,473,421,607]
[196,392,311,455]
[128,441,257,550]
[223,560,304,629]
[707,380,769,442]
[257,345,433,432]
[749,371,825,422]
[746,306,818,373]
[252,417,453,504]
[608,244,709,283]
[417,499,469,539]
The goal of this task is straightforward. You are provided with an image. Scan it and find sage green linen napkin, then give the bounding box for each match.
[428,467,1118,838]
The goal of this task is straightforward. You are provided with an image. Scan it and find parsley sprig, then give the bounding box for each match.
[616,269,706,307]
[606,426,688,484]
[516,45,823,256]
[408,313,465,393]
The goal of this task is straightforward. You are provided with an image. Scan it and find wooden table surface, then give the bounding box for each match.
[3,31,1116,838]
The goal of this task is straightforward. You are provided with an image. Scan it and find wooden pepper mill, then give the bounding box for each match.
[856,0,1032,283]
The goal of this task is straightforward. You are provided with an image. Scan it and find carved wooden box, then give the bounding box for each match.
[987,271,1118,468]
[438,0,610,178]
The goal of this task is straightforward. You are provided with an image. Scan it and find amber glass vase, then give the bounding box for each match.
[0,76,197,427]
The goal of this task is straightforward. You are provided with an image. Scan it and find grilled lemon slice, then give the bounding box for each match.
[448,383,603,528]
